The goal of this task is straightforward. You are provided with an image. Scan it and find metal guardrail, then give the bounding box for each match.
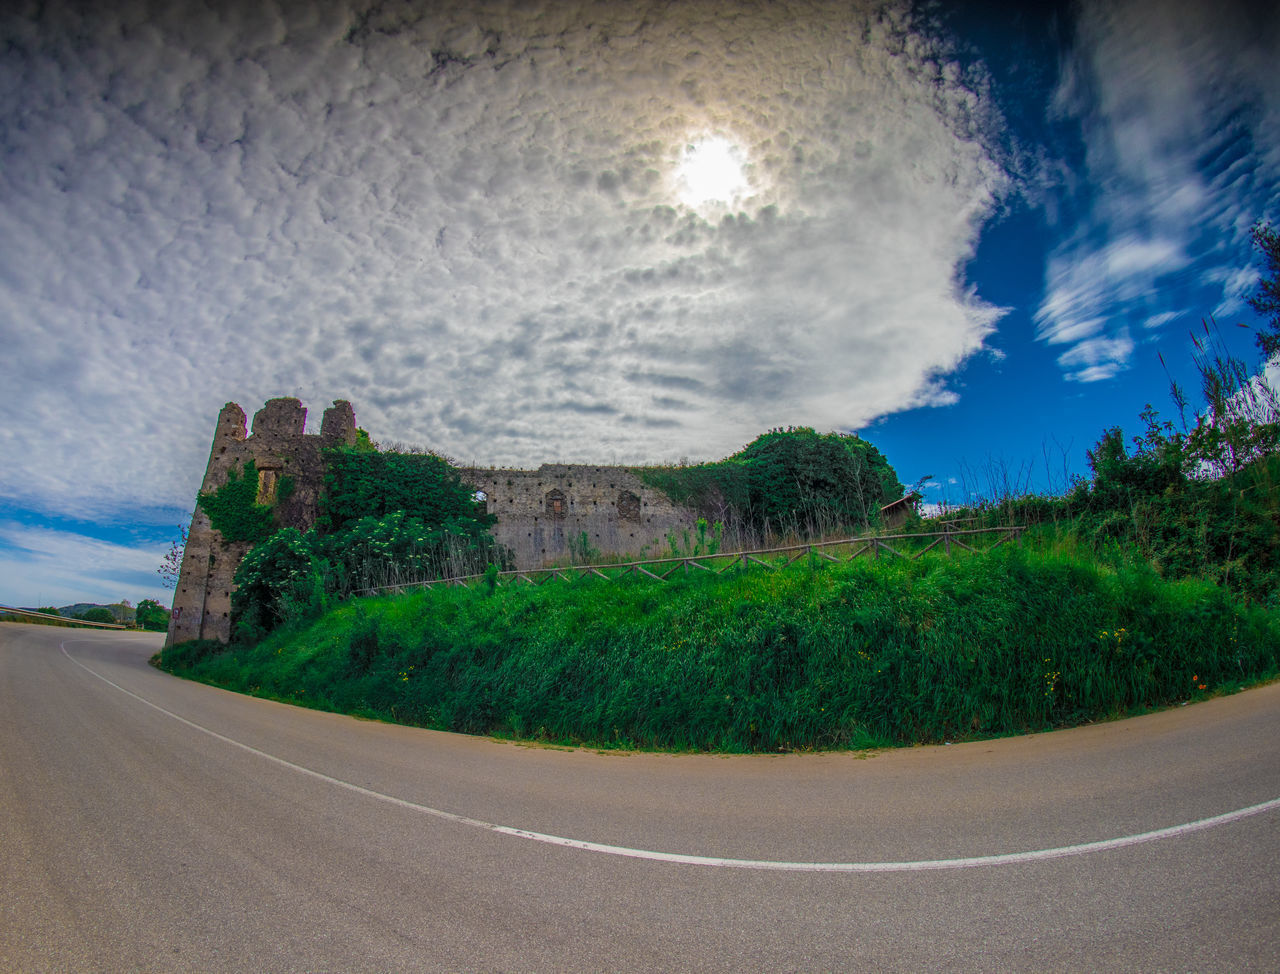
[0,605,128,629]
[360,525,1026,597]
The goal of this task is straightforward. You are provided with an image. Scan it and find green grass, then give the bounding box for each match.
[157,545,1280,752]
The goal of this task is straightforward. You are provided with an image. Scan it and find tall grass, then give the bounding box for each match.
[158,544,1279,752]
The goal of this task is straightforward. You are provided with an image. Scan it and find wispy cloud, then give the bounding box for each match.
[0,522,169,607]
[0,0,1008,526]
[1036,0,1280,381]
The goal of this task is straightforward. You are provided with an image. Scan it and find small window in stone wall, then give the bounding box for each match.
[618,490,641,522]
[545,488,567,520]
[256,466,282,504]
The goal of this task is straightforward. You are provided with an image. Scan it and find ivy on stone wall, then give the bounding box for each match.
[197,459,278,544]
[319,448,495,535]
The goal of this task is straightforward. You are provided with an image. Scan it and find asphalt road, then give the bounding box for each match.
[2,623,1278,972]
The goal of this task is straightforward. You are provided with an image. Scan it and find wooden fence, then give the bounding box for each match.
[361,525,1025,597]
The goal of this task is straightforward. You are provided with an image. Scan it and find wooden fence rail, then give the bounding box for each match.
[360,525,1026,598]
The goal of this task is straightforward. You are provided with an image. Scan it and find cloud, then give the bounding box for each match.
[0,522,171,607]
[0,0,1009,531]
[1036,0,1280,381]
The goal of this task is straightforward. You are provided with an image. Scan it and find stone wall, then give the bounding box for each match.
[168,398,696,646]
[458,464,696,567]
[166,398,356,646]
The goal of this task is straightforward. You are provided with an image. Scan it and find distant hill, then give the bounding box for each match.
[57,603,136,623]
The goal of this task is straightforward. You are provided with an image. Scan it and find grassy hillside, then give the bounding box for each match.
[158,542,1279,752]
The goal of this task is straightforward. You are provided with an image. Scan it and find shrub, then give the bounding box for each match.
[320,448,495,536]
[640,427,903,539]
[231,528,327,640]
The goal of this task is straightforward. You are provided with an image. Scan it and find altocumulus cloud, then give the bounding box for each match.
[0,0,1008,527]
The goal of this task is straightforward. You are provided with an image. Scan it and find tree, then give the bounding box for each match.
[158,523,188,589]
[731,427,904,531]
[135,599,170,632]
[1248,222,1280,358]
[77,607,115,624]
[639,428,904,539]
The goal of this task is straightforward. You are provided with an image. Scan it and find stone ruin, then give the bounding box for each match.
[167,398,356,646]
[167,398,694,645]
[457,463,694,571]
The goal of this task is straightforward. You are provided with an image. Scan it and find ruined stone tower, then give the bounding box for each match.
[166,398,356,646]
[167,396,697,647]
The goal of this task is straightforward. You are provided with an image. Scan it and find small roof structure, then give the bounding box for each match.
[879,492,922,529]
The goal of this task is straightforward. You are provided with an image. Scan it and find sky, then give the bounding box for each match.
[1,0,1278,608]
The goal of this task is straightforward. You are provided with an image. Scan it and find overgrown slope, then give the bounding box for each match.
[159,546,1279,752]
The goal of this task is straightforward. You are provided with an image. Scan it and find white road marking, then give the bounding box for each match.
[64,642,1280,873]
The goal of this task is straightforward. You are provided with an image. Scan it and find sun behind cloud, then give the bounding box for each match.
[675,135,751,207]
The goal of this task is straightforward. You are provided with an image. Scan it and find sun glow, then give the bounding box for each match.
[675,136,750,207]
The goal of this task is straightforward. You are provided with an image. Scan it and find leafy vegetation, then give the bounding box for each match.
[1246,221,1280,356]
[937,390,1280,606]
[229,447,507,643]
[135,598,170,632]
[931,224,1280,607]
[197,459,278,544]
[159,545,1279,751]
[639,427,904,542]
[319,448,493,534]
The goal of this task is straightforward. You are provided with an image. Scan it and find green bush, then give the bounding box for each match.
[320,448,495,536]
[640,427,903,538]
[160,638,227,669]
[135,598,170,632]
[231,528,328,642]
[230,512,510,643]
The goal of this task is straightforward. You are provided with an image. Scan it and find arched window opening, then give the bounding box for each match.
[545,488,567,520]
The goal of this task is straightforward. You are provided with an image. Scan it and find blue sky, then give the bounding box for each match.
[1,0,1277,608]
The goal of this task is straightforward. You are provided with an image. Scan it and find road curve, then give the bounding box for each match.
[2,623,1277,972]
